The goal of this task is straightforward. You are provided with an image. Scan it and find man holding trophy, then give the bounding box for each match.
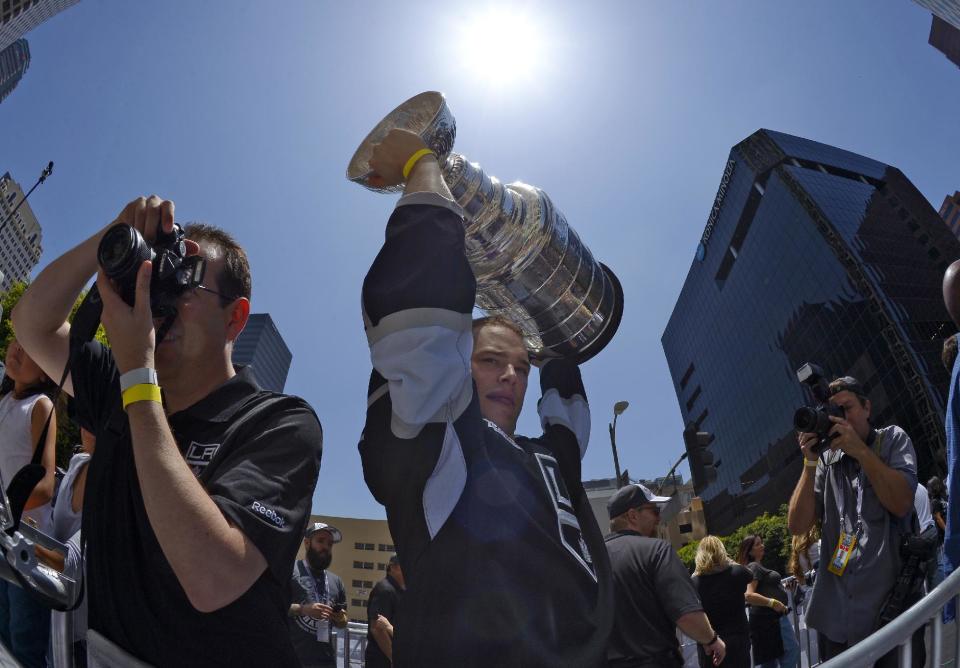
[357,126,613,667]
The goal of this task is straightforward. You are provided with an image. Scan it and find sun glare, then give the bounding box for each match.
[455,7,547,86]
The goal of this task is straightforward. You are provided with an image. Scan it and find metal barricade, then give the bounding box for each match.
[332,621,369,668]
[818,564,960,667]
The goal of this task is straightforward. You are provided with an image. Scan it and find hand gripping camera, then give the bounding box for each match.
[793,363,844,455]
[97,222,206,318]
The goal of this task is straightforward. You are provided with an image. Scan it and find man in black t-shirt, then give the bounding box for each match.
[358,130,612,667]
[289,522,348,668]
[605,484,725,668]
[12,197,323,666]
[365,554,404,668]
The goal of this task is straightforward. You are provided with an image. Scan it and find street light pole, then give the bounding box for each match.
[609,401,629,484]
[656,452,688,495]
[0,162,53,236]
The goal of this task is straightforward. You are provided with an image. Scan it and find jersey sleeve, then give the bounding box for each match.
[534,358,590,493]
[359,194,477,507]
[205,400,323,583]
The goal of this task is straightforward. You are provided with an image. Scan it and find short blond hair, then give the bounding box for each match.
[694,535,733,576]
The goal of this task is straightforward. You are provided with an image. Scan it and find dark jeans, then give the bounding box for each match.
[0,579,51,668]
[819,633,899,668]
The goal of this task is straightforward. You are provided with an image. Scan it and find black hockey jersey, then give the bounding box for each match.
[359,192,612,667]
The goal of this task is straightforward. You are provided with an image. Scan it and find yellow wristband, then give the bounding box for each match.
[122,383,162,410]
[804,458,818,468]
[402,148,435,180]
[768,598,776,608]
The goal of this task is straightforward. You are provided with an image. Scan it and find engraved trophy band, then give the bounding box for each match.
[347,91,623,364]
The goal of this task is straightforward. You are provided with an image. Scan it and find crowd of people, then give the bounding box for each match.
[0,128,954,668]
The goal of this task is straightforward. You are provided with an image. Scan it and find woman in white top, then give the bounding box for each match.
[0,336,57,668]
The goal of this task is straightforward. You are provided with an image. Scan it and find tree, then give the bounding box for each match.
[677,505,793,575]
[0,281,108,467]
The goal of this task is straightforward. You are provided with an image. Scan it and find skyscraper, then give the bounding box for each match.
[662,129,960,535]
[913,0,960,29]
[232,313,292,393]
[0,172,43,293]
[941,191,960,237]
[0,0,79,51]
[929,15,960,68]
[0,38,29,104]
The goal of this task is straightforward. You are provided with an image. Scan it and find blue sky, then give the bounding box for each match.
[3,1,959,519]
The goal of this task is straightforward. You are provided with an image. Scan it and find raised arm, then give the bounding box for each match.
[12,197,186,395]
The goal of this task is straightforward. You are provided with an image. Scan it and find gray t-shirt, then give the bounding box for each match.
[288,562,347,668]
[806,425,917,645]
[605,531,703,664]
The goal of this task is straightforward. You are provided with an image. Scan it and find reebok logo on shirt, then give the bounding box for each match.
[252,501,285,527]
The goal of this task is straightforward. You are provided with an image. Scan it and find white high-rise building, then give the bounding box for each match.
[0,0,79,52]
[0,172,42,293]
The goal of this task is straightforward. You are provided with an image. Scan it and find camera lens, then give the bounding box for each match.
[98,225,154,280]
[793,407,818,432]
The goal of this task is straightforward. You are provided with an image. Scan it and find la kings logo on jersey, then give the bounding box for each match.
[185,441,221,476]
[535,452,597,582]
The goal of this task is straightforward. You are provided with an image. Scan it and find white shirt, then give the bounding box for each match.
[915,483,935,533]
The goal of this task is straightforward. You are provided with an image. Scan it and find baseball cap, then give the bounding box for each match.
[304,522,342,543]
[607,483,671,519]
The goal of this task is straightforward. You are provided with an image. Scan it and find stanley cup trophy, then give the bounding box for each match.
[347,91,623,363]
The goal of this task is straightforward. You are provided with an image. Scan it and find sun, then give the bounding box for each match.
[454,7,548,87]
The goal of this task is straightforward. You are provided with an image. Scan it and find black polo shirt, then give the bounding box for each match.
[365,574,403,668]
[605,531,703,666]
[72,341,322,667]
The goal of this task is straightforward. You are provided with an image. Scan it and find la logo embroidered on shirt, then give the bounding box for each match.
[185,441,221,475]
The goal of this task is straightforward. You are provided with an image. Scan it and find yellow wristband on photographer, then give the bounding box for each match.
[804,458,818,468]
[402,148,435,180]
[122,383,162,411]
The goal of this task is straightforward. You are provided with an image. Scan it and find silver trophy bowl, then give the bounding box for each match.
[347,91,623,363]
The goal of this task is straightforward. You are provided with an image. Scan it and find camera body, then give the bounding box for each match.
[793,363,844,455]
[96,222,205,317]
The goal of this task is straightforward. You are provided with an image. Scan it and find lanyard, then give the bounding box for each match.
[835,430,884,540]
[303,562,328,603]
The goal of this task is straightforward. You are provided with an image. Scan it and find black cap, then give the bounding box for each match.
[607,483,671,519]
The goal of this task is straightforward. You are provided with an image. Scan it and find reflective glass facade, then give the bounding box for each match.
[0,38,28,105]
[662,129,960,535]
[232,313,292,393]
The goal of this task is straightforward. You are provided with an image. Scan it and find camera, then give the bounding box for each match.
[97,222,205,317]
[793,362,844,455]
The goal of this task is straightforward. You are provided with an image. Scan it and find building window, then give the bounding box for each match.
[351,599,368,607]
[378,544,395,552]
[353,561,375,570]
[377,563,386,571]
[354,542,375,551]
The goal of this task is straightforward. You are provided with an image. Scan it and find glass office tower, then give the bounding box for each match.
[662,129,960,535]
[232,313,292,393]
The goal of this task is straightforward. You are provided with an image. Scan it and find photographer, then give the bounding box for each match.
[787,376,916,666]
[12,196,323,667]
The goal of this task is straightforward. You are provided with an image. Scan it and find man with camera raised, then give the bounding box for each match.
[12,197,322,666]
[787,375,916,665]
[357,129,612,667]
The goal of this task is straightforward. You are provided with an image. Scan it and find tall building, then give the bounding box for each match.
[929,15,960,68]
[941,191,960,236]
[232,313,292,392]
[662,129,960,535]
[0,0,78,51]
[0,172,42,293]
[0,38,28,104]
[300,514,396,623]
[913,0,960,29]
